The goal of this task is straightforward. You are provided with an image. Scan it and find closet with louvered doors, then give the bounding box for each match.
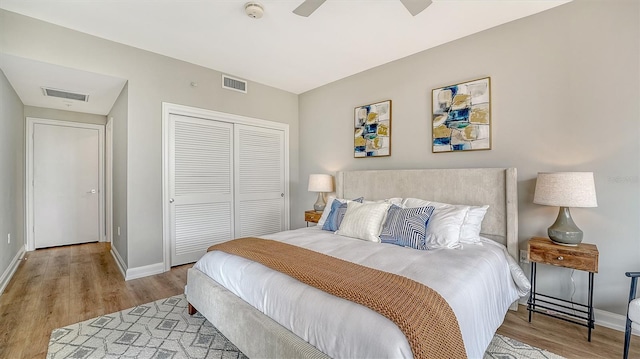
[167,112,287,266]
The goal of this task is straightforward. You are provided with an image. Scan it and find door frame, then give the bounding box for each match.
[161,102,290,271]
[25,117,106,251]
[105,117,113,244]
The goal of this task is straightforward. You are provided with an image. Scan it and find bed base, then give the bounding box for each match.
[186,267,329,359]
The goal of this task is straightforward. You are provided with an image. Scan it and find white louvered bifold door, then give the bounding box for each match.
[234,124,286,237]
[169,114,234,265]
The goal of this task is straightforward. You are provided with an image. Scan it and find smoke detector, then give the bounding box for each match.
[245,2,264,19]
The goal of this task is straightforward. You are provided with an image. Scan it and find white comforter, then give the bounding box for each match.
[193,227,530,359]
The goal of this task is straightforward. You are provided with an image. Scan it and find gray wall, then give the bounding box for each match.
[0,9,299,270]
[108,83,128,265]
[0,70,24,281]
[24,106,107,125]
[298,0,639,316]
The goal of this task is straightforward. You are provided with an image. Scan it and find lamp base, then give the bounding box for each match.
[549,239,579,247]
[548,207,583,246]
[313,192,326,212]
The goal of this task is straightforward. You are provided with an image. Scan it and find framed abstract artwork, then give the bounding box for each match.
[354,100,391,158]
[432,77,491,153]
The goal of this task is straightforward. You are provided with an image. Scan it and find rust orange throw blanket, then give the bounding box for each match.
[208,237,467,359]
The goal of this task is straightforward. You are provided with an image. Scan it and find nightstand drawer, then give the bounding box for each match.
[528,237,598,273]
[304,210,322,223]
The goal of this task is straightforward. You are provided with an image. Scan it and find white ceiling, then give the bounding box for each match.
[1,54,127,115]
[0,0,570,114]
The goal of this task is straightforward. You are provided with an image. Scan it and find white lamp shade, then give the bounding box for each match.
[533,172,597,208]
[308,174,333,192]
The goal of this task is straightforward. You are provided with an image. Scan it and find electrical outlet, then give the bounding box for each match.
[519,249,529,264]
[7,233,10,244]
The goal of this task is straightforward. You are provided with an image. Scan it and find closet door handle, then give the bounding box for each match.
[169,198,175,203]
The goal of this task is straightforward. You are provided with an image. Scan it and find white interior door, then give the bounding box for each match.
[169,114,234,266]
[32,122,102,248]
[234,124,286,237]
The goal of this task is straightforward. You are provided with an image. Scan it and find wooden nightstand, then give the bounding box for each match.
[527,237,599,341]
[304,210,322,226]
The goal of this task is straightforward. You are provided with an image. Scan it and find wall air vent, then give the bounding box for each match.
[222,75,247,93]
[41,87,89,102]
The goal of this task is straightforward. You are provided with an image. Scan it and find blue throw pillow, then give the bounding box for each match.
[379,205,435,250]
[322,197,364,232]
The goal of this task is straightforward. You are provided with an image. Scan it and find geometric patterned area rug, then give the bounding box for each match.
[485,334,565,359]
[48,294,564,359]
[47,295,247,359]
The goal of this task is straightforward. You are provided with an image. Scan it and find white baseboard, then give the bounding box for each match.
[595,308,640,336]
[110,247,165,281]
[125,262,164,281]
[0,245,25,295]
[110,248,127,279]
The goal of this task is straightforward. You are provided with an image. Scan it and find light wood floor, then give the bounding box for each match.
[0,242,637,359]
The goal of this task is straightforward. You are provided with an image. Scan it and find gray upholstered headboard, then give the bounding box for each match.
[336,168,518,260]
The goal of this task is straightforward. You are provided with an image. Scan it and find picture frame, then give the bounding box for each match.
[432,77,491,153]
[354,100,391,158]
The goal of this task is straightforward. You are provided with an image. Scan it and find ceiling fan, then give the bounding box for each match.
[293,0,433,17]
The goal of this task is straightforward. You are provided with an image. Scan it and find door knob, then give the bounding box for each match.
[88,189,97,194]
[169,198,175,203]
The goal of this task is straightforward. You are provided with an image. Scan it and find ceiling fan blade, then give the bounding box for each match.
[399,0,432,16]
[293,0,326,17]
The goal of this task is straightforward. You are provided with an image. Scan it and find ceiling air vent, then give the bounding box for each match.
[42,87,89,102]
[222,75,247,94]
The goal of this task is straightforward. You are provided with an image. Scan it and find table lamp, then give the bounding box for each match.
[533,172,597,246]
[308,174,333,211]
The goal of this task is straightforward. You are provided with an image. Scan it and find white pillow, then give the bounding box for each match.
[336,201,391,242]
[401,198,430,208]
[426,201,488,244]
[402,198,489,248]
[459,205,489,243]
[424,204,469,249]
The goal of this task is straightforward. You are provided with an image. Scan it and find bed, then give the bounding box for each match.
[185,168,529,359]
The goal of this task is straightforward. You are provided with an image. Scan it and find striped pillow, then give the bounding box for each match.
[379,205,435,250]
[322,197,364,232]
[336,201,391,242]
